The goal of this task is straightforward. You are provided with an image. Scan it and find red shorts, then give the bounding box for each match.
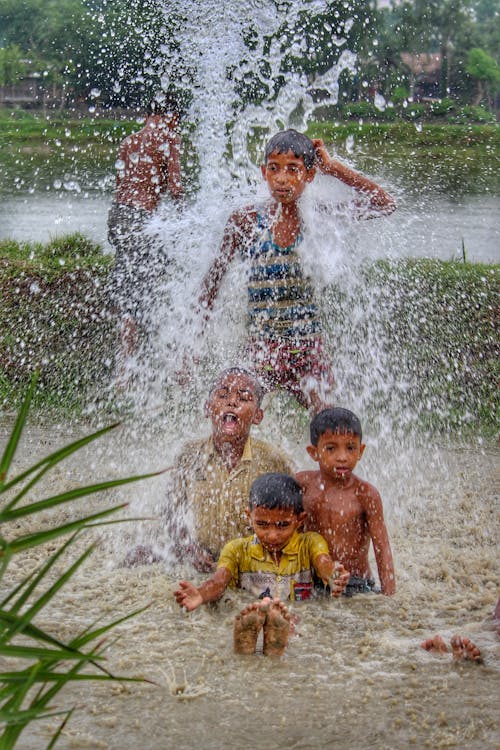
[246,337,335,409]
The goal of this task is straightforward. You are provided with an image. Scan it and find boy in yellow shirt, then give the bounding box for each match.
[174,472,349,656]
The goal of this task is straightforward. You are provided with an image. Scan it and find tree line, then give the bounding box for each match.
[0,0,498,115]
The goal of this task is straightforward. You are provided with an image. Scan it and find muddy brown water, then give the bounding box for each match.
[1,419,498,750]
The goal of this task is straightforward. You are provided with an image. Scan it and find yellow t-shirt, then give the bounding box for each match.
[170,436,293,556]
[217,530,329,601]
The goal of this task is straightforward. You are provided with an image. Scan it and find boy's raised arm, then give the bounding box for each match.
[363,489,396,595]
[312,138,396,216]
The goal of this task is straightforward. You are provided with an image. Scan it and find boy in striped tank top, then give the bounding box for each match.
[199,129,396,413]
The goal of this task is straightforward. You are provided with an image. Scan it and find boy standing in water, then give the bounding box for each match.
[108,94,185,383]
[175,473,350,655]
[198,129,396,413]
[296,407,396,596]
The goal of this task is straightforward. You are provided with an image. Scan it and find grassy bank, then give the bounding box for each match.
[0,234,113,413]
[1,108,498,151]
[0,234,498,433]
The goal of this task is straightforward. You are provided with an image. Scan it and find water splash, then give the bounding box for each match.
[115,0,365,420]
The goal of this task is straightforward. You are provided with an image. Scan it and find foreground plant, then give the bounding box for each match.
[0,376,159,749]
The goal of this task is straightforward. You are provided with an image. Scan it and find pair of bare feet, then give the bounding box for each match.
[421,634,483,664]
[234,597,291,656]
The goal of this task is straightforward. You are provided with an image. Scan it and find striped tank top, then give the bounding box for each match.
[244,209,321,343]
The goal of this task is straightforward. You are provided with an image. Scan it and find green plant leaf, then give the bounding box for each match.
[2,504,127,555]
[1,422,121,508]
[0,644,105,661]
[2,470,162,521]
[0,374,37,488]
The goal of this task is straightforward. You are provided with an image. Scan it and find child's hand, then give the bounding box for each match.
[328,562,350,598]
[311,138,335,173]
[174,580,203,611]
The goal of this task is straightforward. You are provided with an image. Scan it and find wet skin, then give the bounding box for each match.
[297,430,396,595]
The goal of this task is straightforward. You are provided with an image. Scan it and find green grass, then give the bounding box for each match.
[307,122,500,149]
[0,110,136,145]
[0,235,113,414]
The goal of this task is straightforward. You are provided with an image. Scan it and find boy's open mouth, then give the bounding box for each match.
[220,412,239,434]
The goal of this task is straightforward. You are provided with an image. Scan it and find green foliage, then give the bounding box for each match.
[0,46,27,86]
[391,85,410,104]
[467,47,500,87]
[401,102,427,120]
[0,0,499,114]
[0,233,107,271]
[466,47,500,106]
[0,376,159,748]
[0,235,113,413]
[428,96,457,117]
[322,258,499,436]
[340,101,383,120]
[459,104,497,123]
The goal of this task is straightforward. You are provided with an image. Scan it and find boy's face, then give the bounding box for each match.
[205,372,263,442]
[307,430,365,482]
[261,149,315,205]
[246,506,305,554]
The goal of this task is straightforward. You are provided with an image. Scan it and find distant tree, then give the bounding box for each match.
[0,44,27,85]
[466,46,500,106]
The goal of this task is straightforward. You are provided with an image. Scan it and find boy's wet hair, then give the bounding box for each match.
[208,367,265,406]
[249,473,303,514]
[147,92,186,118]
[265,129,316,170]
[310,407,363,446]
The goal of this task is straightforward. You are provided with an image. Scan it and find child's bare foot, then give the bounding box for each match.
[450,635,483,664]
[420,634,448,655]
[233,602,267,655]
[262,598,291,656]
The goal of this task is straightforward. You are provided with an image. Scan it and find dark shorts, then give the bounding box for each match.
[245,337,335,408]
[343,575,378,597]
[315,575,379,597]
[107,202,167,319]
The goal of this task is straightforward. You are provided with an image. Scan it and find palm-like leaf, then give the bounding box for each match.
[0,377,160,748]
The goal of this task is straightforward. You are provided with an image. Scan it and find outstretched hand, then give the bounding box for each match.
[328,562,350,598]
[174,580,203,611]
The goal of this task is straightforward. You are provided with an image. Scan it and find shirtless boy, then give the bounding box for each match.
[174,472,350,655]
[108,94,185,380]
[296,407,396,596]
[198,129,396,413]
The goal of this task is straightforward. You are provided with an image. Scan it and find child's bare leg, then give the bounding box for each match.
[420,634,448,655]
[233,602,267,655]
[262,598,291,657]
[450,635,483,663]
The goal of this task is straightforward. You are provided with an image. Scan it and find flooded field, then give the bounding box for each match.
[2,418,498,750]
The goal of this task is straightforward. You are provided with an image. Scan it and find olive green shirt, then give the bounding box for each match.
[170,436,293,556]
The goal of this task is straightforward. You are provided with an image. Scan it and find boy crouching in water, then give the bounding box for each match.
[297,408,396,596]
[174,472,350,656]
